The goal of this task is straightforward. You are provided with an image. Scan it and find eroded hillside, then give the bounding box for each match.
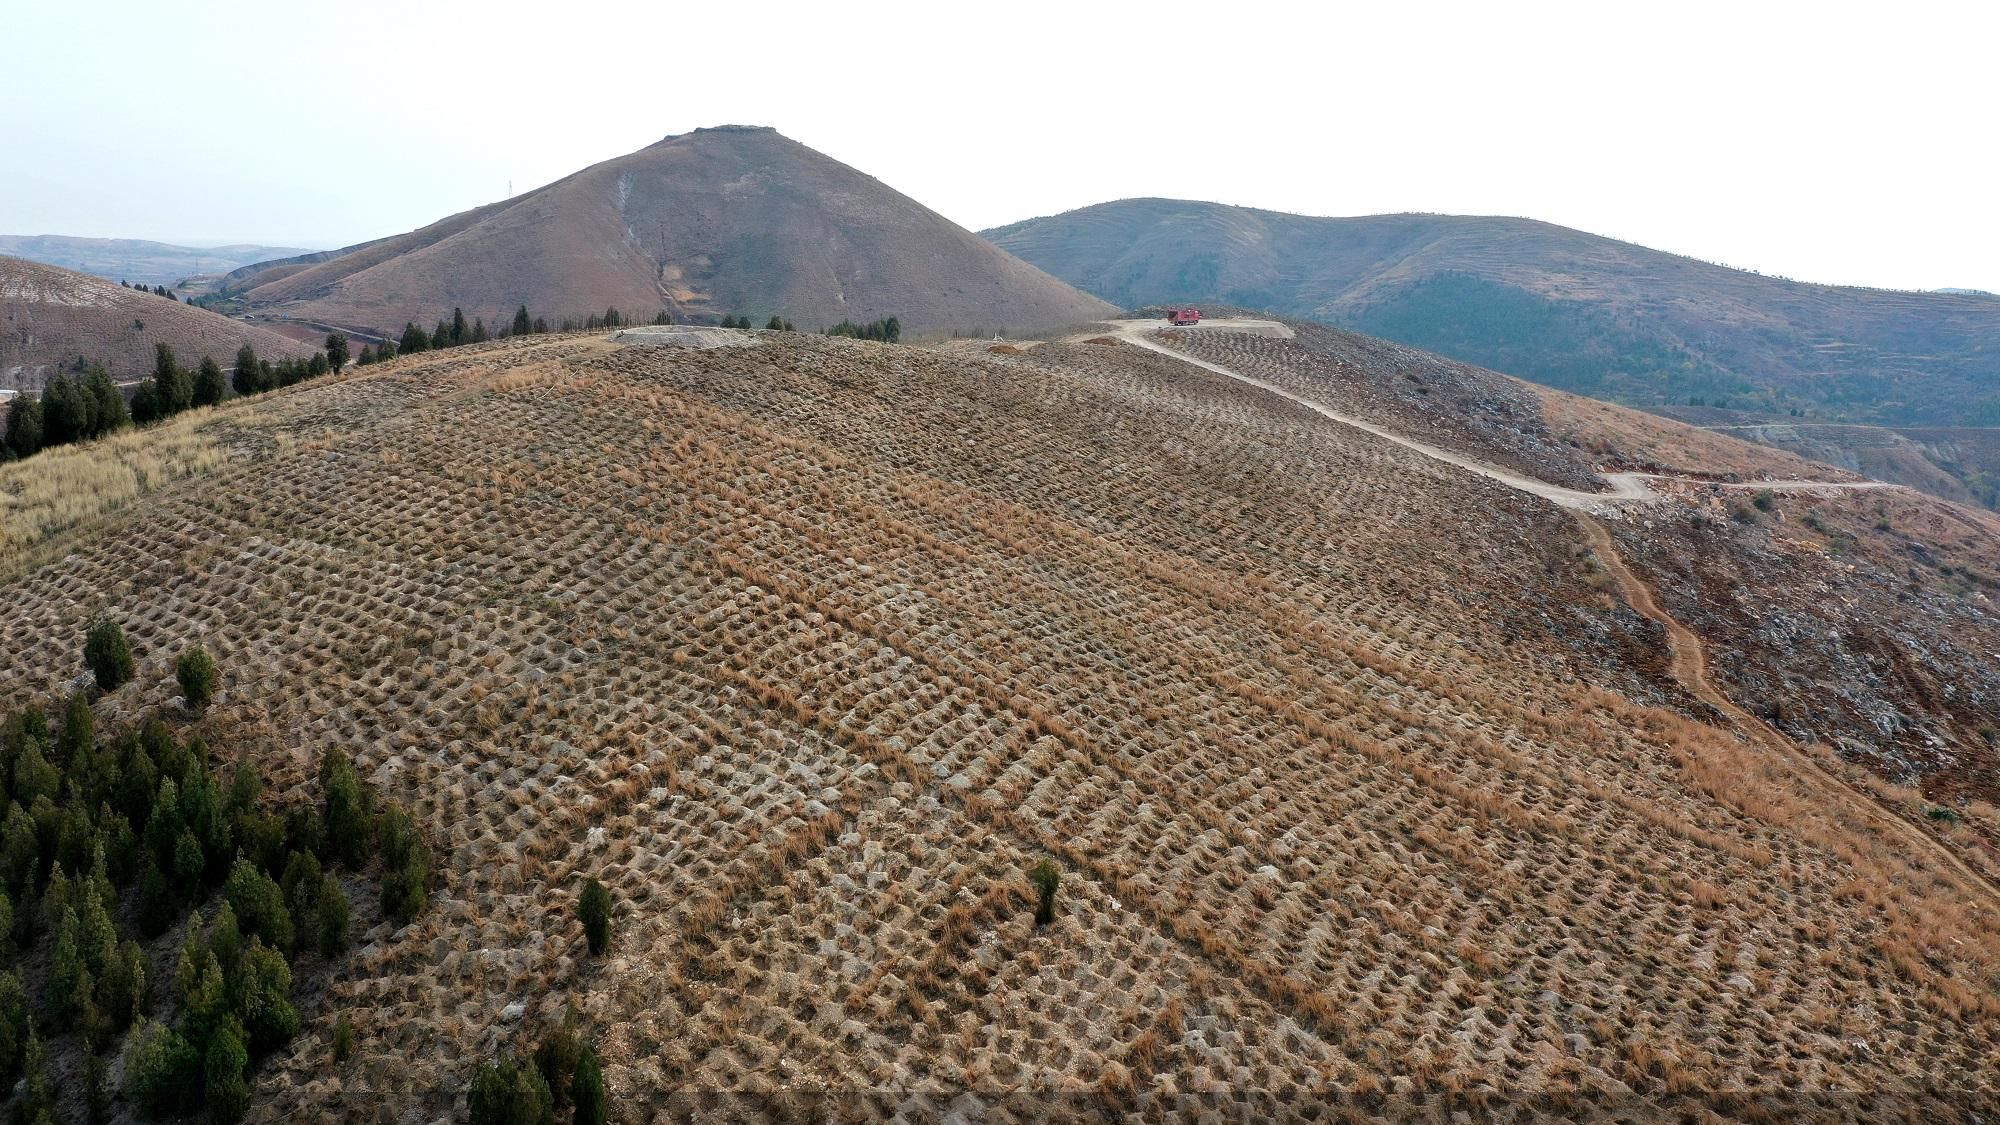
[0,327,1995,1119]
[1161,322,2000,831]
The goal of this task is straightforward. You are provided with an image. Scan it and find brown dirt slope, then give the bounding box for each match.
[232,126,1116,337]
[1,256,316,388]
[986,198,2000,426]
[0,328,1996,1118]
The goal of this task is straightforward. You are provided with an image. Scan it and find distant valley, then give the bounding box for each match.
[0,234,317,288]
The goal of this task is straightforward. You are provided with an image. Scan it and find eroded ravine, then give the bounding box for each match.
[1577,512,2000,906]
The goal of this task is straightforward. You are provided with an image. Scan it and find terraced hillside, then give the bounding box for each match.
[0,326,1996,1119]
[1,256,316,390]
[1165,324,2000,806]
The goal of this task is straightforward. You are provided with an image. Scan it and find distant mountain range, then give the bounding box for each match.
[218,126,1114,336]
[984,199,2000,428]
[0,235,316,288]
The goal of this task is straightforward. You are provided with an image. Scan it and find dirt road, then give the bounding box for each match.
[1110,320,1896,514]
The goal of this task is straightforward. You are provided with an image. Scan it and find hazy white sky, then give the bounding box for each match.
[6,0,1996,292]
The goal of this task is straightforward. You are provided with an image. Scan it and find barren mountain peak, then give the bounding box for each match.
[223,128,1112,338]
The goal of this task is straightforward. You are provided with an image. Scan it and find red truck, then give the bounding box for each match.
[1167,307,1202,326]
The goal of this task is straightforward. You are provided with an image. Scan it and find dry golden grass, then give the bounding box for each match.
[0,410,223,561]
[0,330,1993,1119]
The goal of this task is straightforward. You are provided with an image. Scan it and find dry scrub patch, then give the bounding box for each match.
[0,332,1993,1117]
[1605,481,2000,848]
[0,410,223,562]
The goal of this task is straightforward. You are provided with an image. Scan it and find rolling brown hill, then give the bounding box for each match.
[225,126,1115,337]
[1,256,316,390]
[1,319,1996,1118]
[984,199,2000,427]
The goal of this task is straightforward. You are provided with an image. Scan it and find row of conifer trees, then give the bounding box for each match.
[2,335,350,464]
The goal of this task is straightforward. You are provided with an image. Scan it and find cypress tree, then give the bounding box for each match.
[378,804,429,923]
[203,1018,251,1124]
[239,939,297,1051]
[512,305,532,336]
[129,379,161,425]
[44,907,86,1028]
[469,318,488,344]
[0,971,22,1079]
[83,366,126,434]
[317,872,349,955]
[176,645,218,710]
[399,322,429,354]
[84,619,136,692]
[579,879,611,955]
[572,1046,606,1125]
[123,1018,199,1115]
[319,751,369,867]
[450,307,468,346]
[41,374,86,446]
[433,319,451,349]
[193,357,226,407]
[1030,859,1060,926]
[232,346,260,396]
[19,1032,52,1122]
[136,861,173,937]
[3,394,43,460]
[157,344,193,414]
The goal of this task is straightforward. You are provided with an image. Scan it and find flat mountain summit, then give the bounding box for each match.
[225,127,1114,336]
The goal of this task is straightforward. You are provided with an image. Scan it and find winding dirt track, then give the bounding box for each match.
[1111,321,1898,514]
[1118,319,1999,905]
